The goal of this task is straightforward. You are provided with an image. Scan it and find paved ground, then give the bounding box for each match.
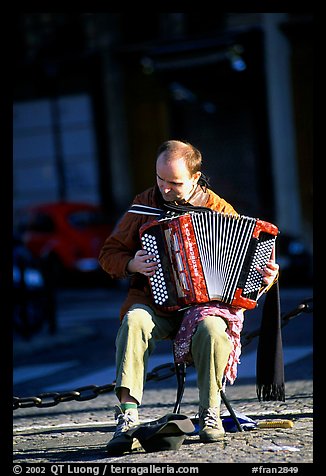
[13,371,313,465]
[12,286,315,472]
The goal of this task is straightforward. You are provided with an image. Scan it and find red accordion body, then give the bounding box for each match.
[139,211,279,311]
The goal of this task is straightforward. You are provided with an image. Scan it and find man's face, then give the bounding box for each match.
[156,153,200,203]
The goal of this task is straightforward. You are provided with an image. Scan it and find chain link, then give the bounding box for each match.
[241,297,313,348]
[13,298,312,411]
[13,364,175,410]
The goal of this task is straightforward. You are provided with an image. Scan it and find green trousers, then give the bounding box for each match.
[115,304,233,409]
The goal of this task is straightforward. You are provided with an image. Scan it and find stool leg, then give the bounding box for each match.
[173,362,187,413]
[220,389,244,432]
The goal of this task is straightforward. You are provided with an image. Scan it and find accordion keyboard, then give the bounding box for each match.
[140,233,169,306]
[242,235,276,296]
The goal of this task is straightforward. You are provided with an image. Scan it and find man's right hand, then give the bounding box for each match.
[127,250,158,276]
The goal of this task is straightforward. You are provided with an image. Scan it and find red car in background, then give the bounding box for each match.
[17,202,114,284]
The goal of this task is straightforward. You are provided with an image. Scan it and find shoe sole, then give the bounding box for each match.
[106,437,142,456]
[199,432,225,443]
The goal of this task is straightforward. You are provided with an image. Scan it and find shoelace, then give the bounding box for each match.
[114,412,139,437]
[200,408,219,428]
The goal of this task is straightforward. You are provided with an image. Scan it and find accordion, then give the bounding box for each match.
[139,211,279,311]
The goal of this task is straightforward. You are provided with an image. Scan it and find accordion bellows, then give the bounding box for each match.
[139,211,279,311]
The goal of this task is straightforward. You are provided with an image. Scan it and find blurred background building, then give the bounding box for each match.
[13,12,313,278]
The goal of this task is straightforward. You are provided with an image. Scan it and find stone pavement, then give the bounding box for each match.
[13,375,313,465]
[12,285,315,470]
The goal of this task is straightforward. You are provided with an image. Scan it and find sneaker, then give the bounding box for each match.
[106,405,141,455]
[198,406,225,443]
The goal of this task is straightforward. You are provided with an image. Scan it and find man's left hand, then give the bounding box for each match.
[258,259,279,287]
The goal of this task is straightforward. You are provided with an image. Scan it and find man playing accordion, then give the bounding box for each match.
[99,140,279,454]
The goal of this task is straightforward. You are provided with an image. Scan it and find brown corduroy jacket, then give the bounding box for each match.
[98,184,238,320]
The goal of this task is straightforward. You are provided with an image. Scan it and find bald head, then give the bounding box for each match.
[156,140,202,203]
[156,140,202,175]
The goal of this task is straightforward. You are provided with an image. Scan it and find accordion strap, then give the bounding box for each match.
[127,202,213,218]
[163,202,213,214]
[128,204,164,216]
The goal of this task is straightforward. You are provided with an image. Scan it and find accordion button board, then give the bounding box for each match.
[139,211,279,311]
[140,233,168,305]
[140,228,183,311]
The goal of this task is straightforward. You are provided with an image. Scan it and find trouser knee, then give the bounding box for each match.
[118,306,155,342]
[193,315,232,352]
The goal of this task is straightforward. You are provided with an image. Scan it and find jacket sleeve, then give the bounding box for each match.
[98,191,154,279]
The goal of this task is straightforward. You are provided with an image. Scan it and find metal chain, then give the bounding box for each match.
[241,297,313,348]
[13,298,312,411]
[13,364,176,410]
